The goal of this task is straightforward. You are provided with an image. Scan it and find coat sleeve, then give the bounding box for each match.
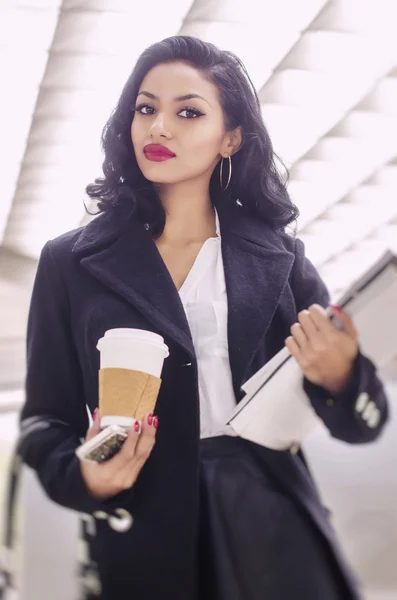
[19,241,132,515]
[290,237,389,445]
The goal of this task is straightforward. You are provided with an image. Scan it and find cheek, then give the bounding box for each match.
[193,122,223,147]
[131,117,149,144]
[130,120,139,146]
[182,124,223,163]
[131,121,145,166]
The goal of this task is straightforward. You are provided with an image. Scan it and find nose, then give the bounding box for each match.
[149,112,172,140]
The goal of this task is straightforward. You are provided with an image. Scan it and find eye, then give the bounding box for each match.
[178,107,204,119]
[134,103,155,115]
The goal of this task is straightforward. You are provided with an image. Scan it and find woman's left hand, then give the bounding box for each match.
[285,304,359,396]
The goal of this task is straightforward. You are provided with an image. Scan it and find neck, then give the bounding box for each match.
[155,179,216,245]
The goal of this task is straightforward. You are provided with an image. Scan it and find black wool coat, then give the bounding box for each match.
[20,197,389,599]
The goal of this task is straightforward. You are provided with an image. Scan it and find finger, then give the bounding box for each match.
[112,415,157,486]
[329,305,358,339]
[140,413,157,437]
[285,335,302,360]
[285,336,310,371]
[133,414,157,465]
[290,322,310,351]
[114,419,143,464]
[85,408,101,441]
[307,304,335,336]
[297,310,320,344]
[102,420,142,472]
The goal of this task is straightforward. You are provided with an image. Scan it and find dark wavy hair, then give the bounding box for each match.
[86,35,299,235]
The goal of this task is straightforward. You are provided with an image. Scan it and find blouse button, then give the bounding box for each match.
[93,511,108,520]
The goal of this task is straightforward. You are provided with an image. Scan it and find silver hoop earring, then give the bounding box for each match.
[220,155,232,191]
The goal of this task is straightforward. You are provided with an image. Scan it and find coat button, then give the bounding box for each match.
[108,508,134,532]
[93,511,108,520]
[80,569,102,597]
[290,442,300,455]
[355,392,369,413]
[80,513,96,536]
[326,398,334,406]
[367,408,380,428]
[362,400,376,422]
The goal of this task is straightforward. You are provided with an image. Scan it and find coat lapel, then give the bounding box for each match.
[73,200,295,398]
[73,210,195,359]
[217,200,295,398]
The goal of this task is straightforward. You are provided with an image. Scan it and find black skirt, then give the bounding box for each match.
[197,435,359,600]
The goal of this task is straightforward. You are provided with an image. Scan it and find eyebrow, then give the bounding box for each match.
[137,90,211,106]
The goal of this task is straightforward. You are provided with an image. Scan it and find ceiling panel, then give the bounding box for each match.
[0,2,61,241]
[1,0,397,389]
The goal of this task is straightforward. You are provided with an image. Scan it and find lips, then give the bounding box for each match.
[143,144,176,162]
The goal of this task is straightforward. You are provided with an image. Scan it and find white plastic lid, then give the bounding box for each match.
[103,328,164,343]
[97,328,169,358]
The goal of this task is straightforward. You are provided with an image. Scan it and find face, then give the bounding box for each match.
[131,61,239,186]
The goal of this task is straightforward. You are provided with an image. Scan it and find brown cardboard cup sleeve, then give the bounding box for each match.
[99,368,162,421]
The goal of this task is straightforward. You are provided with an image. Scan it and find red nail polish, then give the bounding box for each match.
[147,414,153,426]
[134,420,141,433]
[153,416,159,430]
[330,304,342,312]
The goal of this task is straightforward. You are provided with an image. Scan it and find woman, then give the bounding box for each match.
[19,36,389,599]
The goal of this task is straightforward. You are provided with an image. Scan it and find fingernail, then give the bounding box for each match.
[134,420,141,433]
[93,408,99,421]
[147,413,153,426]
[153,416,159,430]
[330,304,342,312]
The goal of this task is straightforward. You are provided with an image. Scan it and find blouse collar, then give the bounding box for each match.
[214,207,221,238]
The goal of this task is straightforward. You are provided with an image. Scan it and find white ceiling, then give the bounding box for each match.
[1,0,396,389]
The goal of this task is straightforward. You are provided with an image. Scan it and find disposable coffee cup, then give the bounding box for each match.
[97,329,169,429]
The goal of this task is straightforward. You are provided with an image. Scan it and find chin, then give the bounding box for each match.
[138,160,199,186]
[147,177,183,186]
[139,168,184,186]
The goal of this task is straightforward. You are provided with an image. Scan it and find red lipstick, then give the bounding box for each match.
[143,144,176,162]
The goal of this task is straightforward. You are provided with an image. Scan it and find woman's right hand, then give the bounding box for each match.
[79,409,158,501]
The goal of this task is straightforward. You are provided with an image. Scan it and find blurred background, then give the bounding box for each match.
[0,0,396,598]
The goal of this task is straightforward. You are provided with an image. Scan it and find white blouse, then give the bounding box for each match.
[178,209,238,439]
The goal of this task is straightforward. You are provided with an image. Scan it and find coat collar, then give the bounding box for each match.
[73,198,294,399]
